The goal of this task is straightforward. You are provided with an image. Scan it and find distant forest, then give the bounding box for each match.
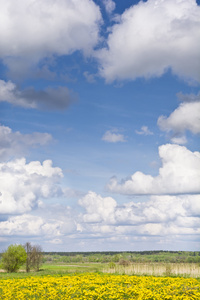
[43,251,200,264]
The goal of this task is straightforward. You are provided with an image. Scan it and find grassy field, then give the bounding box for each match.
[0,262,105,279]
[1,261,199,279]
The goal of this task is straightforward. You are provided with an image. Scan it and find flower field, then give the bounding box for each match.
[0,273,199,299]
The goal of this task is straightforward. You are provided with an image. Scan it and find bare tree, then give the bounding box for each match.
[24,242,43,272]
[24,242,33,273]
[31,245,43,271]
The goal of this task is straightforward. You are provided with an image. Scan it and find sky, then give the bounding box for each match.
[0,0,200,252]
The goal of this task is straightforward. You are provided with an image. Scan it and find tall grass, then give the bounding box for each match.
[1,262,199,279]
[104,262,200,278]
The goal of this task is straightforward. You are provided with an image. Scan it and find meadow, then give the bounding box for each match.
[0,251,200,299]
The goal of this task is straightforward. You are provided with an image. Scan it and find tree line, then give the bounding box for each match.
[1,242,43,273]
[43,251,200,264]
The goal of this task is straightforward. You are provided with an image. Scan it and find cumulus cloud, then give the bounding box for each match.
[103,0,116,14]
[0,214,76,237]
[97,0,200,83]
[0,80,76,110]
[106,144,200,195]
[102,129,126,143]
[158,92,200,144]
[158,101,200,135]
[0,0,102,72]
[0,158,63,215]
[79,192,200,238]
[79,191,117,223]
[135,126,153,135]
[0,125,52,160]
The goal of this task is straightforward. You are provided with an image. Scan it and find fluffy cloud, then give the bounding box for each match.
[135,126,153,136]
[79,191,117,223]
[107,144,200,195]
[79,192,200,238]
[0,80,76,110]
[102,129,126,143]
[158,92,200,144]
[158,101,200,138]
[97,0,200,83]
[0,158,63,214]
[0,125,52,160]
[0,214,76,237]
[0,0,102,71]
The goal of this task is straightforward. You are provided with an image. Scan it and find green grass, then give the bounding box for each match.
[0,262,199,280]
[0,262,106,279]
[42,262,105,273]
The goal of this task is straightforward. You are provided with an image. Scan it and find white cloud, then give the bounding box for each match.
[102,129,126,143]
[1,190,199,246]
[137,222,200,236]
[107,144,200,195]
[0,125,52,160]
[97,0,200,83]
[0,158,63,214]
[49,239,63,245]
[158,101,200,142]
[170,135,187,145]
[0,80,76,110]
[0,0,102,71]
[78,192,200,239]
[135,126,153,135]
[0,214,76,237]
[0,215,45,236]
[103,0,116,14]
[79,191,117,223]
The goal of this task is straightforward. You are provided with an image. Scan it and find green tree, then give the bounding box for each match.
[2,244,27,273]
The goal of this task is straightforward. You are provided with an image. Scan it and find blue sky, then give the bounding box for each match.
[0,0,200,252]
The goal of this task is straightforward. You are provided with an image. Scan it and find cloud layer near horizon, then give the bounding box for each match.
[1,191,199,245]
[97,0,200,83]
[0,214,76,238]
[77,191,200,241]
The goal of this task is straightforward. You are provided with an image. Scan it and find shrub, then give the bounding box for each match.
[109,262,116,269]
[2,244,27,273]
[119,259,130,266]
